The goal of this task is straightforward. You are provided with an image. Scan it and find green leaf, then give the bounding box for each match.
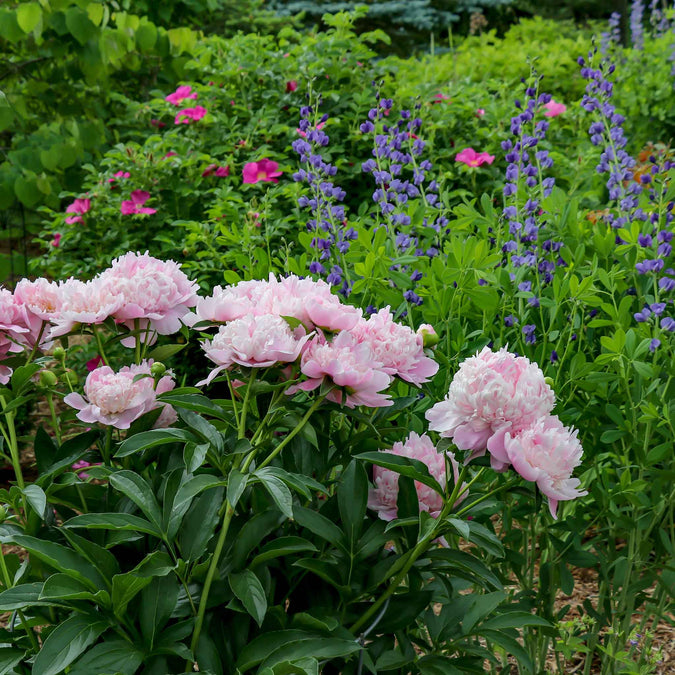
[260,638,361,670]
[85,2,104,26]
[480,629,533,674]
[32,614,108,675]
[255,470,293,518]
[61,528,120,580]
[179,487,223,561]
[65,7,96,45]
[139,575,180,649]
[37,430,100,485]
[167,474,224,538]
[462,591,507,634]
[110,470,163,529]
[355,451,444,496]
[250,537,318,567]
[292,506,344,550]
[116,428,197,457]
[230,569,267,626]
[0,647,25,675]
[146,342,186,362]
[178,409,223,453]
[16,2,41,33]
[481,612,551,631]
[158,392,227,419]
[39,573,108,604]
[0,582,45,610]
[23,484,46,518]
[68,639,144,675]
[227,469,248,509]
[337,460,368,545]
[64,512,163,538]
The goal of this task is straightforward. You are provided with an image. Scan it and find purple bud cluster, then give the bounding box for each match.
[649,0,670,36]
[292,104,354,296]
[579,51,642,229]
[630,0,645,50]
[601,12,622,54]
[360,90,447,307]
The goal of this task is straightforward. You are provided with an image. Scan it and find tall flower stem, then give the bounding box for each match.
[0,396,23,490]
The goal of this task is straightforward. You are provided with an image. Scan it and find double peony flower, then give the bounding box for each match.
[425,346,586,517]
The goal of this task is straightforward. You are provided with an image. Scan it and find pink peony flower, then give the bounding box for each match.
[198,314,312,385]
[64,360,176,430]
[0,289,30,372]
[350,308,438,386]
[13,278,63,348]
[175,106,207,125]
[97,251,198,344]
[543,99,566,117]
[504,415,587,518]
[425,346,555,469]
[49,277,122,338]
[286,80,298,93]
[368,432,461,521]
[242,159,282,184]
[165,85,198,106]
[290,330,392,408]
[65,198,91,224]
[455,148,495,167]
[120,190,156,216]
[202,164,230,178]
[297,121,325,138]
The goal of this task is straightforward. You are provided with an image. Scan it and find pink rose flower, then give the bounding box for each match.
[65,198,91,224]
[108,171,130,184]
[242,159,282,184]
[165,85,198,106]
[425,346,555,469]
[51,233,62,247]
[64,360,176,430]
[71,459,102,480]
[120,190,156,216]
[368,432,461,521]
[476,109,485,117]
[98,252,199,345]
[198,314,311,385]
[164,152,177,159]
[455,148,495,167]
[297,121,325,138]
[286,80,298,93]
[350,308,438,386]
[290,330,392,408]
[202,164,230,178]
[504,415,587,518]
[543,99,566,117]
[432,93,451,104]
[175,105,207,125]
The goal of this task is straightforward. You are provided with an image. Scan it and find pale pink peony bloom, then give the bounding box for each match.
[64,360,176,430]
[98,252,198,345]
[65,198,91,224]
[202,164,229,178]
[290,330,392,408]
[543,100,567,117]
[175,105,207,124]
[425,346,555,469]
[49,277,122,338]
[0,287,31,344]
[198,314,311,385]
[165,85,198,106]
[504,415,587,518]
[242,159,282,184]
[186,279,269,326]
[121,190,156,216]
[13,278,63,348]
[368,432,463,521]
[351,308,438,386]
[455,148,495,167]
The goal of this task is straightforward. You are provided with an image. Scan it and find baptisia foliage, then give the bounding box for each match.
[0,252,586,674]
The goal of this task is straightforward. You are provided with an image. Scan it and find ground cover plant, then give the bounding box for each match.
[1,1,675,674]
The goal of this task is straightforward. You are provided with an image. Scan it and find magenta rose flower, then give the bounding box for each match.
[543,99,566,117]
[165,85,198,106]
[455,148,495,167]
[175,105,207,124]
[242,159,282,184]
[65,198,91,224]
[120,190,156,216]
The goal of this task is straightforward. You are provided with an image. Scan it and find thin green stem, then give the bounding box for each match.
[92,324,109,366]
[238,370,256,440]
[46,393,61,444]
[0,396,23,490]
[0,548,39,652]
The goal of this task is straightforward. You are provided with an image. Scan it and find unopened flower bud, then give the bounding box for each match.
[0,505,6,522]
[53,346,66,361]
[39,371,58,387]
[150,362,166,378]
[544,377,554,387]
[64,370,79,386]
[417,323,439,348]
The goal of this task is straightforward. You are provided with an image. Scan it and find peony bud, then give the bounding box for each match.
[417,323,439,348]
[544,377,554,387]
[64,370,79,386]
[53,346,66,361]
[150,362,167,378]
[0,505,6,522]
[39,371,58,387]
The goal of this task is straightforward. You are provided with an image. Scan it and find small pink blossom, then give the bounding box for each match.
[175,105,207,125]
[476,108,485,117]
[504,415,587,518]
[351,308,438,386]
[165,85,198,106]
[455,148,495,167]
[242,159,282,184]
[286,80,298,93]
[121,190,156,216]
[297,121,325,138]
[202,164,230,178]
[71,459,102,479]
[108,171,130,184]
[368,432,461,521]
[51,233,62,248]
[98,251,198,344]
[432,93,451,104]
[164,152,177,159]
[150,119,166,129]
[65,198,91,224]
[425,346,555,470]
[198,314,311,385]
[64,360,176,429]
[543,99,567,117]
[86,356,104,371]
[290,331,392,408]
